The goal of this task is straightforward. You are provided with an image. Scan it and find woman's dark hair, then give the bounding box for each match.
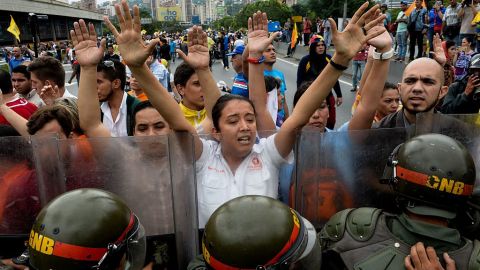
[383,81,398,92]
[212,94,256,131]
[0,70,13,94]
[264,76,281,93]
[446,40,456,50]
[132,100,155,128]
[293,80,314,108]
[27,103,78,136]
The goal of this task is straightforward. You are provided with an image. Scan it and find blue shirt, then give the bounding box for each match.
[410,8,428,31]
[231,73,249,97]
[9,57,26,72]
[428,7,446,28]
[169,41,176,53]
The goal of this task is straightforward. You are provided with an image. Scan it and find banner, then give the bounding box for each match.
[156,6,181,21]
[291,22,297,48]
[7,15,20,42]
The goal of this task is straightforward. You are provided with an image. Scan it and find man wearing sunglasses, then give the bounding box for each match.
[98,60,140,137]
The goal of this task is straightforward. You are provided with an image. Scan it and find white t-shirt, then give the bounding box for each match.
[100,92,128,137]
[196,134,293,227]
[460,5,480,34]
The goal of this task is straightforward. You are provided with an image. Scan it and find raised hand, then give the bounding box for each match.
[432,33,446,67]
[247,11,279,54]
[70,20,105,67]
[330,2,386,61]
[39,81,61,106]
[176,26,210,70]
[103,0,157,68]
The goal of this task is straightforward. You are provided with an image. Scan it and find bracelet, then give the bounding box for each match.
[247,55,265,64]
[372,48,395,60]
[329,60,348,71]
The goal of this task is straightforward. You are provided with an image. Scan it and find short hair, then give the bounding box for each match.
[12,65,30,79]
[97,60,127,90]
[264,76,281,93]
[384,82,398,91]
[293,80,314,108]
[174,62,196,87]
[27,100,81,136]
[133,100,154,128]
[27,56,65,87]
[0,70,13,94]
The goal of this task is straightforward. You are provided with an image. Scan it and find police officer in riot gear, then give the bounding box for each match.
[319,133,479,269]
[441,53,480,114]
[188,195,321,270]
[25,188,146,270]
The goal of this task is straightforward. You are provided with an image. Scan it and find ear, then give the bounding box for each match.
[439,85,448,100]
[112,78,122,89]
[176,84,185,96]
[211,127,221,141]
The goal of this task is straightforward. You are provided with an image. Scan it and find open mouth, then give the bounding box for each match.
[237,135,251,145]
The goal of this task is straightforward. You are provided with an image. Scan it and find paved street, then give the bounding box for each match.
[65,44,409,129]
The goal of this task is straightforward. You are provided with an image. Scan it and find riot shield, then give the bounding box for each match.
[416,113,480,186]
[293,128,407,229]
[33,132,198,269]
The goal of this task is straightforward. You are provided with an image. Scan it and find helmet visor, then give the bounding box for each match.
[124,218,146,270]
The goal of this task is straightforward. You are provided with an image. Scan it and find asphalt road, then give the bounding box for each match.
[64,43,408,128]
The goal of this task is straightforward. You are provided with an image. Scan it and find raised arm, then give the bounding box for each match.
[71,20,111,137]
[104,0,203,159]
[246,11,278,132]
[275,2,386,157]
[348,27,392,130]
[176,26,222,123]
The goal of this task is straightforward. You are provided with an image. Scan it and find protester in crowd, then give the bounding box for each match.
[218,31,230,70]
[97,59,140,136]
[103,44,120,61]
[349,33,447,131]
[11,65,43,107]
[444,0,462,45]
[407,0,428,61]
[169,38,176,63]
[454,36,476,80]
[28,56,76,105]
[9,47,28,73]
[323,18,332,48]
[284,17,292,43]
[428,1,445,52]
[302,17,312,46]
[159,37,171,64]
[127,75,149,102]
[442,53,480,113]
[228,45,248,97]
[0,70,37,126]
[297,35,342,129]
[67,50,81,86]
[395,1,409,62]
[351,44,368,92]
[458,0,480,48]
[380,4,392,33]
[146,53,169,89]
[441,40,457,103]
[103,0,385,228]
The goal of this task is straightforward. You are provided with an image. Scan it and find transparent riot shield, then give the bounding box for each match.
[33,132,198,269]
[0,136,39,256]
[416,113,480,186]
[293,128,407,229]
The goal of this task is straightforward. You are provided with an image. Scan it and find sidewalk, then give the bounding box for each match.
[274,41,406,84]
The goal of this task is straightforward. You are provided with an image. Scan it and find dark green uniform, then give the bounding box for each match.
[319,207,480,270]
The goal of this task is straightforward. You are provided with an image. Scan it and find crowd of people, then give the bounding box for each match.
[2,0,480,269]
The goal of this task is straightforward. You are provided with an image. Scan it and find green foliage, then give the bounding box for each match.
[213,16,236,30]
[234,0,292,27]
[305,0,375,19]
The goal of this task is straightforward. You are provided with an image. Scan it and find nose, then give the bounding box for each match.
[239,119,250,131]
[311,109,321,119]
[146,127,156,136]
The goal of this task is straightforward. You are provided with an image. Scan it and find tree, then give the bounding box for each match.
[234,0,292,28]
[306,0,374,19]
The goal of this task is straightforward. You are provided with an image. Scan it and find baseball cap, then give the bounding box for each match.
[227,45,245,56]
[400,1,408,5]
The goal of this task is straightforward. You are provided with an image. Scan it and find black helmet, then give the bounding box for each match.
[202,195,316,269]
[384,134,476,215]
[469,53,480,70]
[28,188,146,270]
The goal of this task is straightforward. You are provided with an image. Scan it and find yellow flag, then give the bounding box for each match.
[291,22,298,49]
[405,0,427,16]
[7,15,21,42]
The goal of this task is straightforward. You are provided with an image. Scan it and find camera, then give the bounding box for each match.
[462,0,473,7]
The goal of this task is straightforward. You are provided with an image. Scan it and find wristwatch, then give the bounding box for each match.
[372,48,395,60]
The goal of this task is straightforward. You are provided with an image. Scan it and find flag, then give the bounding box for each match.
[291,22,297,49]
[405,0,427,16]
[7,15,20,42]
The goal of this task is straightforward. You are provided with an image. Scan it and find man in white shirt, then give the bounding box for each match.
[97,60,140,137]
[458,0,480,46]
[11,65,44,107]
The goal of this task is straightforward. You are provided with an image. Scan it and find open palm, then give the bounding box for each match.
[247,11,278,54]
[104,0,157,67]
[177,26,210,70]
[70,20,105,66]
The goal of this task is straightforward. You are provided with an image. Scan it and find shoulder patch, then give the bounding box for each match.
[346,207,382,242]
[320,208,354,242]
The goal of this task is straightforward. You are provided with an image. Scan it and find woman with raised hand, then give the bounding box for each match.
[104,0,386,228]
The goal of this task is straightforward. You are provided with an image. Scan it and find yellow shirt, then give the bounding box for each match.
[179,102,207,128]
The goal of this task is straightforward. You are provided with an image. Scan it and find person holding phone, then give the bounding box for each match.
[458,0,480,48]
[428,1,445,52]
